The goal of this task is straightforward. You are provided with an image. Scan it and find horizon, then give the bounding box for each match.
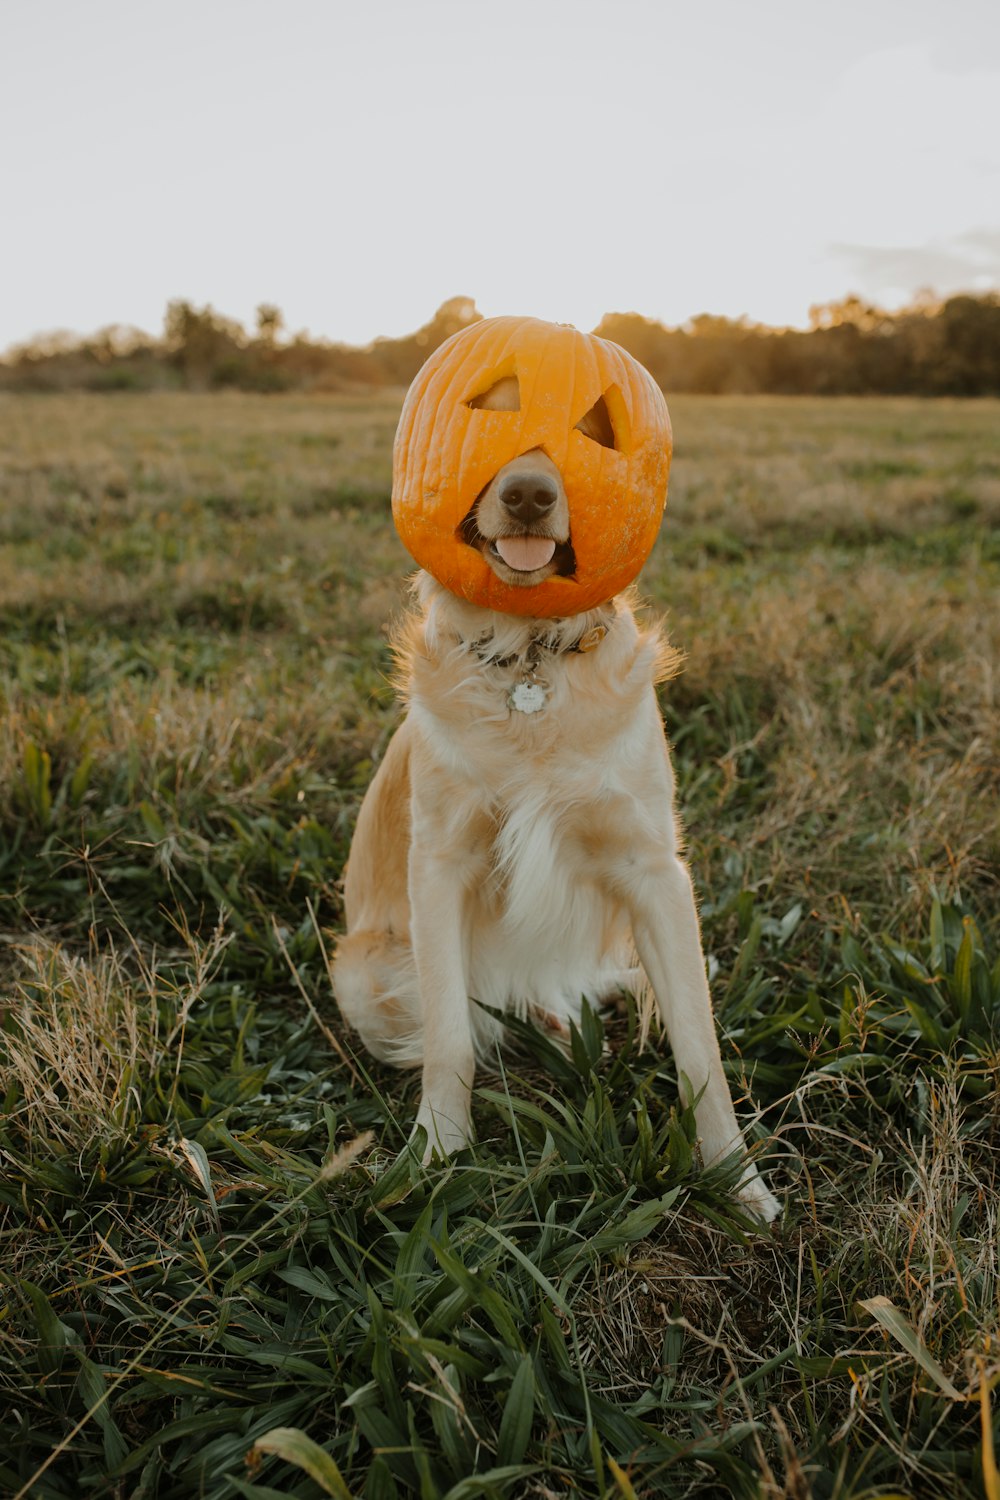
[3,0,999,354]
[3,284,994,364]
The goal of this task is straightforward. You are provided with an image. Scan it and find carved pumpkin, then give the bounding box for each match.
[392,316,672,617]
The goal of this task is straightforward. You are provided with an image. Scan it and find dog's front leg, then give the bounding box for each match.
[626,855,780,1222]
[409,839,476,1161]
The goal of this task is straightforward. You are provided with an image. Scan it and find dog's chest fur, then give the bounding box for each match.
[392,578,680,1029]
[404,583,662,810]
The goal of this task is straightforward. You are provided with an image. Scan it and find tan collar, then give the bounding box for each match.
[469,606,614,668]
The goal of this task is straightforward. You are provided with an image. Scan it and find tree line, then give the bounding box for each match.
[2,291,998,396]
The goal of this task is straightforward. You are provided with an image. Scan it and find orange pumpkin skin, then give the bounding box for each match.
[392,317,672,617]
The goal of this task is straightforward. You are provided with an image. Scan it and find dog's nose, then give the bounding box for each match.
[498,470,559,523]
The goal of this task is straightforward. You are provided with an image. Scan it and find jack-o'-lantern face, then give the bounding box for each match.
[392,316,672,617]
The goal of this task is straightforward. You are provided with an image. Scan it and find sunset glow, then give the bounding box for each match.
[2,0,998,352]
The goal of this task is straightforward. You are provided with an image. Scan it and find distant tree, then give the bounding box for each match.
[80,325,153,365]
[808,295,891,334]
[164,301,247,388]
[593,313,682,390]
[416,296,480,349]
[369,297,483,385]
[684,312,756,338]
[935,293,1000,395]
[256,303,284,345]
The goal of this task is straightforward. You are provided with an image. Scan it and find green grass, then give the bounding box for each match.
[1,390,999,1499]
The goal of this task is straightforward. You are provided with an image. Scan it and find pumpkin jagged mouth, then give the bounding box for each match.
[458,506,577,584]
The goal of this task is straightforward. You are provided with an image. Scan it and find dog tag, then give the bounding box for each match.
[510,680,547,714]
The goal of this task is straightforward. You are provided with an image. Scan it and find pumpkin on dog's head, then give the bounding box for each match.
[392,316,672,618]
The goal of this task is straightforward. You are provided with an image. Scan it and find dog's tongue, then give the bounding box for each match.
[495,535,556,572]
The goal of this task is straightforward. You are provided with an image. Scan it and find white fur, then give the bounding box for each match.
[333,572,780,1221]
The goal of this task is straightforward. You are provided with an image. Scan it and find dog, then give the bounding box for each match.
[333,376,780,1222]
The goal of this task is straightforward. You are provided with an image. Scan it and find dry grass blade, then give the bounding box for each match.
[1,941,152,1152]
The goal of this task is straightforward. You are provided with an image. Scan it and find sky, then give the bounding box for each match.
[1,0,999,353]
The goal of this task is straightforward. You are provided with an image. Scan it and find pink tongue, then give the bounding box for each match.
[495,535,557,572]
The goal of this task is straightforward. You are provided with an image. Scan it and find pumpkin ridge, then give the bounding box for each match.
[421,320,500,508]
[451,320,527,538]
[572,331,601,435]
[400,318,497,509]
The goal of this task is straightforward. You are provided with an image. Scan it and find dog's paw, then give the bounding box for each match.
[735,1168,781,1225]
[413,1099,472,1164]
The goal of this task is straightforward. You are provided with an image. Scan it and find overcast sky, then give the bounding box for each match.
[2,0,998,352]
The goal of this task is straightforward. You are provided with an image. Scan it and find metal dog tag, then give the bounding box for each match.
[510,680,547,714]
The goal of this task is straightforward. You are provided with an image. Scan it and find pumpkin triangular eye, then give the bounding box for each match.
[575,390,624,450]
[465,374,520,411]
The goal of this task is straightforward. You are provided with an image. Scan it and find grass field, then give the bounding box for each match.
[1,389,999,1500]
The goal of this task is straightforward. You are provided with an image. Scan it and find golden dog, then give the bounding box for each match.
[333,377,779,1221]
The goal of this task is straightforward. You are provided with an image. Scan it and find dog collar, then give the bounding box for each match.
[469,609,613,671]
[464,608,614,715]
